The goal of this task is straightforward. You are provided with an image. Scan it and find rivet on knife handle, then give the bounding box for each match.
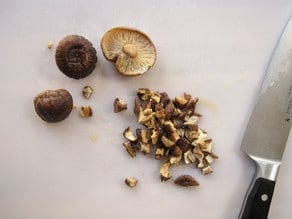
[241,178,275,219]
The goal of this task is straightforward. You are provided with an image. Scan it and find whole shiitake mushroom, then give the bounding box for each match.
[55,35,97,79]
[33,89,73,123]
[101,27,157,76]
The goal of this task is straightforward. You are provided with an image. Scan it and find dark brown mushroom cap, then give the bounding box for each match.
[101,27,157,76]
[34,89,73,123]
[55,35,97,79]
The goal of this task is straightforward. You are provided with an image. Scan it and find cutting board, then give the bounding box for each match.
[0,0,292,218]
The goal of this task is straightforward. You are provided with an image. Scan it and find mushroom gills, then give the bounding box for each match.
[100,27,156,76]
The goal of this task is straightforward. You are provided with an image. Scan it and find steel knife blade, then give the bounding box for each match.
[239,17,292,219]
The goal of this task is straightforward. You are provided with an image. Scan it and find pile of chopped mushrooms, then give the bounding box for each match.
[118,88,218,187]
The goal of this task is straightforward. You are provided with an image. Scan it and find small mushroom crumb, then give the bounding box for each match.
[82,85,94,99]
[174,175,199,187]
[79,106,93,118]
[34,89,73,123]
[114,98,128,113]
[118,88,218,187]
[125,177,138,188]
[101,27,156,76]
[47,41,53,49]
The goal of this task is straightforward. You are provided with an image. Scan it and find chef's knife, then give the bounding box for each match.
[239,17,292,219]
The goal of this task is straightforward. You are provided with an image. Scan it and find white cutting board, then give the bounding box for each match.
[0,0,292,218]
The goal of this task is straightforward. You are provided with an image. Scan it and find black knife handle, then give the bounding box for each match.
[240,178,275,219]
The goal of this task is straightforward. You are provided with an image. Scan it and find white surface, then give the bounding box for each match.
[0,0,292,218]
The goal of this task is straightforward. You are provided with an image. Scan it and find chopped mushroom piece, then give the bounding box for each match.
[123,127,137,142]
[163,121,180,143]
[199,139,213,153]
[174,96,189,109]
[114,98,128,113]
[136,129,151,144]
[138,108,154,124]
[79,106,93,118]
[174,175,199,187]
[160,161,172,182]
[140,142,151,154]
[184,115,200,125]
[183,150,196,164]
[125,177,138,188]
[123,141,136,158]
[193,147,205,169]
[202,165,213,175]
[137,88,153,100]
[155,147,165,159]
[82,85,94,99]
[204,154,215,164]
[151,129,160,145]
[161,135,176,147]
[101,27,157,76]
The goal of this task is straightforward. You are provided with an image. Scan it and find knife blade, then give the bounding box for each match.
[239,17,292,219]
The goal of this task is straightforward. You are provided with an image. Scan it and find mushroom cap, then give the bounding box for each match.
[100,27,157,76]
[34,89,73,123]
[55,35,97,79]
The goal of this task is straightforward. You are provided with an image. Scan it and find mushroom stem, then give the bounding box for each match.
[123,43,138,58]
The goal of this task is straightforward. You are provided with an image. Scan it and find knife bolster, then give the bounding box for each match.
[249,155,281,181]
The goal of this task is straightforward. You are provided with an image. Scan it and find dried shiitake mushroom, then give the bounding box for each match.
[34,89,73,123]
[55,35,97,79]
[101,27,157,76]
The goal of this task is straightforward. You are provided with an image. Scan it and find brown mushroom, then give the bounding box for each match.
[55,35,97,79]
[34,89,73,123]
[100,27,157,76]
